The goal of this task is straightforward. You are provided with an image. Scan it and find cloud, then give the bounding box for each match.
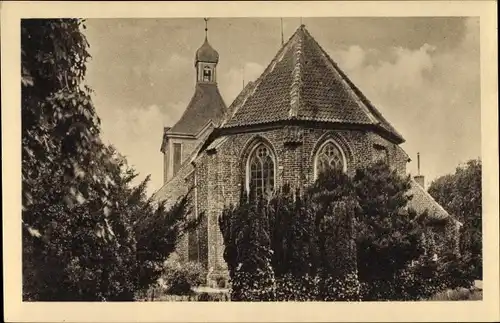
[219,62,265,104]
[328,17,480,184]
[96,103,186,195]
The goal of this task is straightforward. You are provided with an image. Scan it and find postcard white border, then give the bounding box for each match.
[2,1,498,322]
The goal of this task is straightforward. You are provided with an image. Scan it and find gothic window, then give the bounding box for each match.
[173,143,182,174]
[203,66,212,82]
[315,140,346,177]
[247,143,275,197]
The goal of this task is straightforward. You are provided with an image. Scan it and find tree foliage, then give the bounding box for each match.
[219,161,473,301]
[352,162,425,299]
[22,19,199,301]
[219,191,276,301]
[428,159,482,279]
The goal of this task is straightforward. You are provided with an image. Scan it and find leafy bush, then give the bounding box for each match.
[162,259,207,295]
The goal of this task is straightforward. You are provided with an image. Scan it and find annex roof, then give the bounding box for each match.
[407,179,459,224]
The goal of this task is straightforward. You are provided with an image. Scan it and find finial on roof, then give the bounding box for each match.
[204,18,209,39]
[417,152,421,175]
[242,66,245,89]
[280,18,284,45]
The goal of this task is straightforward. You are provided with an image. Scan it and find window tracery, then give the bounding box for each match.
[315,140,346,177]
[247,143,275,197]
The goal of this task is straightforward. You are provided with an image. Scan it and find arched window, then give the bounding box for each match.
[247,143,275,197]
[315,140,346,177]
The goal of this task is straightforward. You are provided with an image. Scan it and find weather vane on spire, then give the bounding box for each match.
[204,18,209,38]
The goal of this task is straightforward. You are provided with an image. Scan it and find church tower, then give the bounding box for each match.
[160,19,226,184]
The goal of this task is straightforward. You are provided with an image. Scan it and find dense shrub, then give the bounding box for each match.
[219,162,472,301]
[275,274,320,301]
[352,162,427,300]
[162,259,207,295]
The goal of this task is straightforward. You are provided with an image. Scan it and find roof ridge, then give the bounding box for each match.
[289,27,305,118]
[222,31,299,127]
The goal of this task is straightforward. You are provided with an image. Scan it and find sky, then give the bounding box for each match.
[84,17,480,196]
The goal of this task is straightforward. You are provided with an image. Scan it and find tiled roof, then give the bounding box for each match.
[222,25,404,143]
[407,179,458,223]
[219,81,256,127]
[168,83,226,135]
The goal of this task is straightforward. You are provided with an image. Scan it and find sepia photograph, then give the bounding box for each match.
[2,1,499,322]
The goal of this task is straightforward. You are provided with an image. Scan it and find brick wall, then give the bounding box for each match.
[192,126,410,280]
[163,137,199,183]
[157,124,461,286]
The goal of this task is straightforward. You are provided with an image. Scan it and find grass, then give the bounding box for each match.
[138,282,483,302]
[429,288,483,301]
[137,286,231,302]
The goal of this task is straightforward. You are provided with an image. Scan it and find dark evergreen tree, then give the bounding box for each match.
[219,190,276,301]
[307,169,360,300]
[352,161,425,300]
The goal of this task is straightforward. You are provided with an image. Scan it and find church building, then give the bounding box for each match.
[153,23,461,284]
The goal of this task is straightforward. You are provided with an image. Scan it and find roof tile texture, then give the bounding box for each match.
[222,26,404,143]
[168,83,226,135]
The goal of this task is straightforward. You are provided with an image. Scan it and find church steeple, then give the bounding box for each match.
[195,18,219,84]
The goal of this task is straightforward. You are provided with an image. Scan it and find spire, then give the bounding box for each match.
[195,18,219,65]
[195,18,219,83]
